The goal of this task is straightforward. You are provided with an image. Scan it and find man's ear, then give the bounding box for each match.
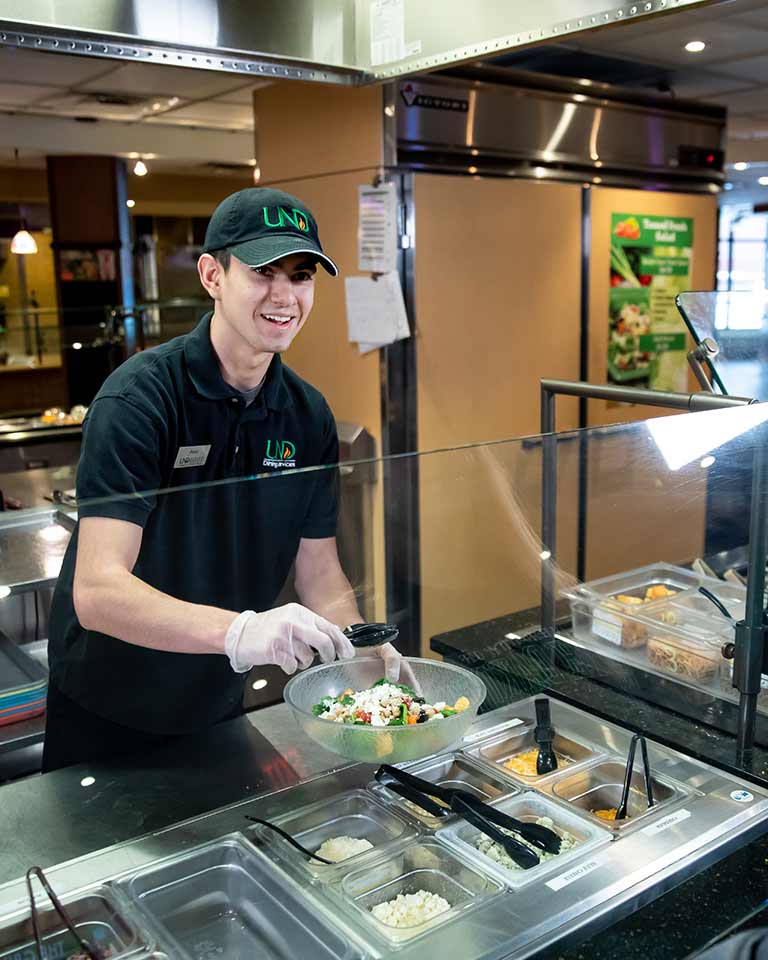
[198,253,223,300]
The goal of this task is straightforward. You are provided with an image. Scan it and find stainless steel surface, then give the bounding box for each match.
[0,0,360,83]
[0,508,73,595]
[1,696,766,960]
[465,724,599,785]
[0,0,711,84]
[393,74,725,181]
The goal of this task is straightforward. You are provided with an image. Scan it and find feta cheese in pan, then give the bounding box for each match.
[370,889,451,928]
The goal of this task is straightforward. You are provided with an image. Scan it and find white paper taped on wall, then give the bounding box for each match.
[345,272,411,355]
[358,183,398,274]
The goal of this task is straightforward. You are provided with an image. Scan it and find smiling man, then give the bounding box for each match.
[43,188,403,772]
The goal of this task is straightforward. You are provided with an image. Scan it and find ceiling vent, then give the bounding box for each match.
[86,92,150,107]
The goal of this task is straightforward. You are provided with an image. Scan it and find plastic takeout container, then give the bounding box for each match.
[435,793,610,888]
[641,605,730,684]
[118,834,359,960]
[283,657,486,764]
[565,563,729,651]
[0,887,154,960]
[249,788,417,882]
[339,840,503,947]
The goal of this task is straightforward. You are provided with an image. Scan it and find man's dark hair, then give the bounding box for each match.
[210,248,231,271]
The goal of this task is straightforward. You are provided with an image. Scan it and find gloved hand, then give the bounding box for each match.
[356,640,420,692]
[225,603,355,674]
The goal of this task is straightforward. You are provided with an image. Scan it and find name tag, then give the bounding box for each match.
[174,445,211,469]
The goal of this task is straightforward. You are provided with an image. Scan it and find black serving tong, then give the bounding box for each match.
[25,866,101,960]
[615,734,655,822]
[244,815,334,864]
[376,764,562,865]
[534,697,558,775]
[343,622,399,648]
[698,586,735,622]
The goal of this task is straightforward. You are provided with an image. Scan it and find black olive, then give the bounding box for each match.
[413,697,426,705]
[417,710,428,723]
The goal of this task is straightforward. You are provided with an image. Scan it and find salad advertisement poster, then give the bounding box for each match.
[609,213,693,391]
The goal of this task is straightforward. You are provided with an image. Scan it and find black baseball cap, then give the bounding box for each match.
[202,187,338,277]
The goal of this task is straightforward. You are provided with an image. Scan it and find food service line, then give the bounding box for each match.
[0,692,766,960]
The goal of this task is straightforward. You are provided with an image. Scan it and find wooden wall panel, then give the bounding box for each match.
[414,174,583,651]
[268,169,386,620]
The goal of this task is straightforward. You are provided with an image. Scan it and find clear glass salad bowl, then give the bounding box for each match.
[283,657,487,764]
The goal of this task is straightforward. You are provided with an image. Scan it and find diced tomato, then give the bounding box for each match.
[639,275,652,286]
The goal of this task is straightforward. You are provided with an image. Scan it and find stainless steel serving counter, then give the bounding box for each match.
[1,697,766,960]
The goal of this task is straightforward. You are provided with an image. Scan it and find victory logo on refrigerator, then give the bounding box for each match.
[263,439,297,468]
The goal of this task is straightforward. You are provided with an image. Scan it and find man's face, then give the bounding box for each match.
[207,252,317,355]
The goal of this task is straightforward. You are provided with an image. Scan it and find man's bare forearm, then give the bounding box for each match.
[75,570,237,655]
[296,566,361,629]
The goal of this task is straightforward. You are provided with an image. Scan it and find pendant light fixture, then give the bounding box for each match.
[10,149,38,255]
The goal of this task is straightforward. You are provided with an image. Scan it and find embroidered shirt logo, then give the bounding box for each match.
[173,445,211,469]
[263,439,296,468]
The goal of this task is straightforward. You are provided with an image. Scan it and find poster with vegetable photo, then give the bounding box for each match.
[609,213,693,391]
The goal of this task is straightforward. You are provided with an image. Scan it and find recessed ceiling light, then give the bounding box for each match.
[724,182,734,190]
[759,176,768,186]
[133,159,148,176]
[734,162,749,171]
[126,199,135,208]
[684,40,706,53]
[252,678,268,690]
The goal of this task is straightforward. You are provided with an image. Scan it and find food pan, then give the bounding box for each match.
[464,725,598,785]
[435,793,610,888]
[0,889,153,960]
[249,789,417,882]
[551,760,685,831]
[119,834,359,960]
[339,840,503,947]
[370,753,516,828]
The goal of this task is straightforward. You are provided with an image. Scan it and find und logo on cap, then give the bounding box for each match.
[263,206,310,232]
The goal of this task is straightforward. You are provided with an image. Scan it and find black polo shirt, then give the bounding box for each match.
[48,314,339,734]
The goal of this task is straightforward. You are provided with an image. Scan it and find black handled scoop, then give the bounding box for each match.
[344,622,399,648]
[534,697,558,775]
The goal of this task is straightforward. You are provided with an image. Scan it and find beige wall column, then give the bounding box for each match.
[253,81,387,620]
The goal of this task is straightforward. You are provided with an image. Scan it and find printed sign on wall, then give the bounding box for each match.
[608,213,693,391]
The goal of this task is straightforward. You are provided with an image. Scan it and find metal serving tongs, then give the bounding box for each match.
[244,815,334,864]
[25,866,101,960]
[376,765,561,869]
[615,734,655,822]
[343,622,399,647]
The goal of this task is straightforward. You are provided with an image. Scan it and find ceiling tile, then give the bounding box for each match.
[78,62,254,100]
[705,53,768,85]
[669,70,752,99]
[145,102,253,129]
[213,81,273,104]
[711,86,768,114]
[579,20,768,68]
[0,49,111,86]
[0,83,64,106]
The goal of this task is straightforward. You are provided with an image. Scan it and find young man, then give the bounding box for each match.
[43,187,402,772]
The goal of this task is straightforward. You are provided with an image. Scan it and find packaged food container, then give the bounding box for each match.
[0,888,155,960]
[565,563,716,650]
[435,793,610,888]
[369,753,516,828]
[248,789,417,882]
[641,607,729,684]
[552,760,685,831]
[464,724,598,785]
[118,834,360,960]
[339,840,503,947]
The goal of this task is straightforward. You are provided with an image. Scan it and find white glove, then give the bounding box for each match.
[225,603,355,674]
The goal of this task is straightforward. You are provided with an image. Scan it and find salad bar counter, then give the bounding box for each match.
[0,695,766,960]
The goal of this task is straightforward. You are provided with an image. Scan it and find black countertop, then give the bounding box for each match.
[432,611,768,960]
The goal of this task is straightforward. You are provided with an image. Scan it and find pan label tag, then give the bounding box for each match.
[730,790,754,803]
[641,808,692,836]
[462,718,524,744]
[546,858,601,891]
